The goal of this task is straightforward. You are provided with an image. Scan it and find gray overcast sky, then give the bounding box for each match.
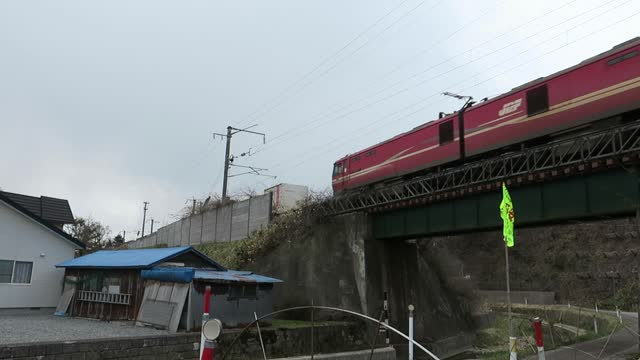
[1,0,638,239]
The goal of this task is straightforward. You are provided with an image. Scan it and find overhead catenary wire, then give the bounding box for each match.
[249,0,511,153]
[263,7,640,182]
[249,0,626,157]
[233,0,417,129]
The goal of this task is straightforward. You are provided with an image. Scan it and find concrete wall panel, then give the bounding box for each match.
[231,201,249,241]
[249,193,271,234]
[202,210,217,243]
[131,193,273,246]
[168,223,180,247]
[215,206,232,242]
[180,218,190,246]
[189,214,203,245]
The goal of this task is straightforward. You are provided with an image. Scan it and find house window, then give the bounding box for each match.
[0,260,13,283]
[526,85,549,116]
[0,260,33,284]
[13,262,33,284]
[439,120,454,145]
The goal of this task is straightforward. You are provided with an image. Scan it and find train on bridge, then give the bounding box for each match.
[332,37,640,193]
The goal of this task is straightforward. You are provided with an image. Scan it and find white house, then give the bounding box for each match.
[0,191,84,310]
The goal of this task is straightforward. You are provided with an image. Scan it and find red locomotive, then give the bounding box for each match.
[332,37,640,193]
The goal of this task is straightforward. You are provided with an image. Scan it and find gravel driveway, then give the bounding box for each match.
[0,314,169,345]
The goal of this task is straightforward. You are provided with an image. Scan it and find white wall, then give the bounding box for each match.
[264,183,308,211]
[0,201,80,308]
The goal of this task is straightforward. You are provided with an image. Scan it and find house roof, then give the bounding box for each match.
[0,192,85,249]
[0,191,74,225]
[55,246,225,270]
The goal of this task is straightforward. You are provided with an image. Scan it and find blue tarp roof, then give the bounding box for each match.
[194,269,283,284]
[140,268,282,284]
[56,246,225,270]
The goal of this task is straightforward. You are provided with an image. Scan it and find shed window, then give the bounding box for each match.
[228,285,257,300]
[526,85,549,116]
[439,120,454,145]
[0,260,13,283]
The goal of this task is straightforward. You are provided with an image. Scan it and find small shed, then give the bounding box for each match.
[142,268,282,329]
[55,247,223,323]
[55,246,281,332]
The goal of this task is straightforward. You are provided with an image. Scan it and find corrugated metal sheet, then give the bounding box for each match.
[194,269,282,283]
[56,246,224,269]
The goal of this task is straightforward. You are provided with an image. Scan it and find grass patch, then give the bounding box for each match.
[474,305,620,359]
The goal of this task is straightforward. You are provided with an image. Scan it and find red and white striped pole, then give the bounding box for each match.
[533,317,545,360]
[200,286,212,360]
[201,319,222,360]
[201,339,216,360]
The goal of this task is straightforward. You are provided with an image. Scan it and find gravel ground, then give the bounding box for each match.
[0,314,169,345]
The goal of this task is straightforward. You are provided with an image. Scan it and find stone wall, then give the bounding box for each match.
[425,216,640,305]
[0,333,201,360]
[0,323,367,360]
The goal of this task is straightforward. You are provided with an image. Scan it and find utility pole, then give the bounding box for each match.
[213,125,268,200]
[150,218,156,234]
[141,201,149,237]
[192,198,197,215]
[222,126,232,200]
[122,230,126,242]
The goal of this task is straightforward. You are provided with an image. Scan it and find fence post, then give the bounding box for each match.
[533,317,545,360]
[408,304,414,360]
[200,286,211,360]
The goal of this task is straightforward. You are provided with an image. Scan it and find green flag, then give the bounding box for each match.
[500,182,515,247]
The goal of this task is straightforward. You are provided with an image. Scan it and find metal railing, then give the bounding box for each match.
[77,290,131,305]
[325,119,640,215]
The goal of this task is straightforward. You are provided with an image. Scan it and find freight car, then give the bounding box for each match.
[332,37,640,193]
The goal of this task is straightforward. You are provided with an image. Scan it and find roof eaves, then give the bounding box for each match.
[0,192,85,249]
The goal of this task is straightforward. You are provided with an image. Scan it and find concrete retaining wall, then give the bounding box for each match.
[127,193,272,248]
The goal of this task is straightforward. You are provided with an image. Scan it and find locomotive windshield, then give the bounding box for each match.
[332,163,343,176]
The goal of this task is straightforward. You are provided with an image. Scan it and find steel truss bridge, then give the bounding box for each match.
[325,119,640,216]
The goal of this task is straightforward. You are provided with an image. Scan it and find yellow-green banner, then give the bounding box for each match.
[500,182,515,247]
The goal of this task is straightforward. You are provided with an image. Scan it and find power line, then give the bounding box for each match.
[266,6,640,180]
[232,0,416,129]
[213,125,271,199]
[248,0,597,155]
[251,0,629,158]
